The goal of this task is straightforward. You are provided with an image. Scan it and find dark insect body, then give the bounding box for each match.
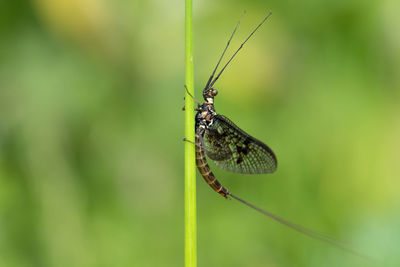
[195,89,277,198]
[188,11,371,260]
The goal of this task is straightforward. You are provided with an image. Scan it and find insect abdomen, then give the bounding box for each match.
[195,133,229,198]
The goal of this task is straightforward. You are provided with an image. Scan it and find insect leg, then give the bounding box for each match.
[184,85,201,105]
[182,85,201,111]
[183,138,210,153]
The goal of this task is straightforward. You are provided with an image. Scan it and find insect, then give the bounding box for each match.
[186,12,370,259]
[195,13,276,199]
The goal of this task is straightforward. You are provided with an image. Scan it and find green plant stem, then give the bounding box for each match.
[184,0,197,266]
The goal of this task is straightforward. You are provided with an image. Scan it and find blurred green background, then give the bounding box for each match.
[0,0,399,266]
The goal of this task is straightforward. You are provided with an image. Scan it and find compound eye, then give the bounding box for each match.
[212,89,218,96]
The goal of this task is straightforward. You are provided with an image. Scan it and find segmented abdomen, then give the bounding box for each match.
[195,133,229,198]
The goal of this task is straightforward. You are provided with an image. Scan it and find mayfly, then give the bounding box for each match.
[186,11,369,259]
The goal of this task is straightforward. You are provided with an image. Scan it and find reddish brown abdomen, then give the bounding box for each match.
[195,133,229,198]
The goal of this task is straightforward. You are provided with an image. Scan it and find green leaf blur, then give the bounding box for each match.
[0,1,399,266]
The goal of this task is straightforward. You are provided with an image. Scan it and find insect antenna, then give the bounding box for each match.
[208,12,272,89]
[204,11,246,90]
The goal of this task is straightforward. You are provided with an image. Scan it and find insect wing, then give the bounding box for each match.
[203,115,277,174]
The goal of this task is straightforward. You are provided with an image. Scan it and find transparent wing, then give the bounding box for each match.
[203,114,277,174]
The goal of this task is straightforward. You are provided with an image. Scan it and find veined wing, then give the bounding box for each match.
[203,115,277,174]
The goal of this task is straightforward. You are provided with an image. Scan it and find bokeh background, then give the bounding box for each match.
[0,0,399,266]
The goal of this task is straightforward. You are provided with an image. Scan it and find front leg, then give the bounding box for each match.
[182,85,201,111]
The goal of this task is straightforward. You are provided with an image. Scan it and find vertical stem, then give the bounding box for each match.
[184,0,197,266]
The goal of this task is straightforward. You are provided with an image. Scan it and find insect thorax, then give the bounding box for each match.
[196,102,217,131]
